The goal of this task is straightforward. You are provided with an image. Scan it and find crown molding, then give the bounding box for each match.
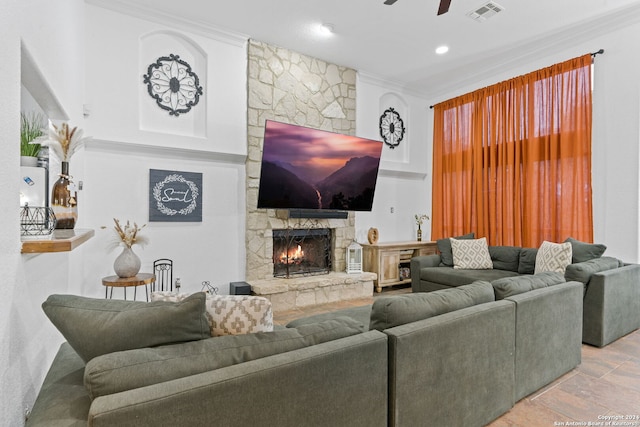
[85,0,248,47]
[420,2,640,99]
[358,71,429,100]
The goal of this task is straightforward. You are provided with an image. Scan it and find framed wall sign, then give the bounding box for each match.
[149,169,202,222]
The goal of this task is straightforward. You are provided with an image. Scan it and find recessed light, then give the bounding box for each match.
[318,23,335,36]
[435,45,449,55]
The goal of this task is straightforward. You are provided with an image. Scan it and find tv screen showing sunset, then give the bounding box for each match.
[257,120,383,211]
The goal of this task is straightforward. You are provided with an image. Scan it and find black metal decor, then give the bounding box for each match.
[379,107,406,149]
[143,54,203,117]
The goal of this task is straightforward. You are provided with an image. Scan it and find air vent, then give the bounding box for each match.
[467,1,504,22]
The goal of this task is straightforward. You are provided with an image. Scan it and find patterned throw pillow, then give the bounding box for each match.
[534,241,573,274]
[451,237,493,270]
[152,292,274,337]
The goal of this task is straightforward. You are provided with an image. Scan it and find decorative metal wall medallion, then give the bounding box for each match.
[379,107,405,149]
[143,54,203,117]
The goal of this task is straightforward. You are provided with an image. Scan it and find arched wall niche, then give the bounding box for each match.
[139,30,207,138]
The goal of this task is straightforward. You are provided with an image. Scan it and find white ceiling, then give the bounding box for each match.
[92,0,640,98]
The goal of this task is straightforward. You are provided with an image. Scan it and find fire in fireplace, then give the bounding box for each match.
[272,228,332,278]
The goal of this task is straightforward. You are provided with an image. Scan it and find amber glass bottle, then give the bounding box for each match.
[51,161,77,229]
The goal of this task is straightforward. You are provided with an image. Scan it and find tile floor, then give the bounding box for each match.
[273,285,640,426]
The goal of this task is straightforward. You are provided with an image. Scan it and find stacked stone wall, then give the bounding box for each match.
[246,39,357,280]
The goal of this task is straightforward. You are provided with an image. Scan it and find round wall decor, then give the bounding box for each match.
[367,227,379,244]
[379,107,405,149]
[143,54,203,117]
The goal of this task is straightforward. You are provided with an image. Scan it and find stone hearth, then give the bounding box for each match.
[250,272,376,312]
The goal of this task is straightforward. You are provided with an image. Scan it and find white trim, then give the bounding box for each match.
[85,0,249,47]
[86,139,247,164]
[424,2,640,99]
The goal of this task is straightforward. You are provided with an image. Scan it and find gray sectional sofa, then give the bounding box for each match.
[29,274,582,427]
[28,293,388,427]
[411,236,640,347]
[289,274,582,427]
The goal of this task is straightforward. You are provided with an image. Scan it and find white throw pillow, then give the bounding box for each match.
[451,237,493,270]
[534,241,573,274]
[151,292,274,336]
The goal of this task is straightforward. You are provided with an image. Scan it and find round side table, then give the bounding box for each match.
[102,273,156,301]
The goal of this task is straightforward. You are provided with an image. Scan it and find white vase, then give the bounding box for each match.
[20,156,38,167]
[113,246,141,278]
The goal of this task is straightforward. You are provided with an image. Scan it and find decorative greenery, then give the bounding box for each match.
[38,122,92,162]
[20,112,45,157]
[415,214,430,226]
[108,218,148,250]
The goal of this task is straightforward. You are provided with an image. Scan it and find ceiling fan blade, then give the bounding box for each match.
[437,0,452,15]
[384,0,398,5]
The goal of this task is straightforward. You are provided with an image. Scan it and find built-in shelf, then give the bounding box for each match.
[21,229,95,254]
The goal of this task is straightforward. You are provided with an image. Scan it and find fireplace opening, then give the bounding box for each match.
[272,228,332,278]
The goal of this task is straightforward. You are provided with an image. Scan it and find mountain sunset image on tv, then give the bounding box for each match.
[257,120,384,211]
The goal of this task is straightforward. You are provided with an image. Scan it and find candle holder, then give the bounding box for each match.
[20,205,57,239]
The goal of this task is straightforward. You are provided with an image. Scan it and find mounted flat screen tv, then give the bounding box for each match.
[257,120,383,212]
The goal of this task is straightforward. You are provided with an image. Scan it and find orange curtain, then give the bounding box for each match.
[432,54,593,247]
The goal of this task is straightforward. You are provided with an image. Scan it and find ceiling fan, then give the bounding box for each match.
[384,0,452,15]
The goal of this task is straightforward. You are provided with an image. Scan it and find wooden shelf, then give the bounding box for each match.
[21,229,94,254]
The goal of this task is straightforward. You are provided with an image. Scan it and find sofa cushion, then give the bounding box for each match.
[369,281,495,331]
[451,237,493,270]
[489,246,522,272]
[83,316,363,399]
[151,292,273,336]
[564,256,621,285]
[564,237,607,263]
[534,241,572,274]
[286,305,371,330]
[518,248,538,274]
[436,232,475,267]
[492,272,566,300]
[419,266,520,288]
[42,293,210,363]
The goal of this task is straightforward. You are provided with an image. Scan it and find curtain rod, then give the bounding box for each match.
[428,49,605,109]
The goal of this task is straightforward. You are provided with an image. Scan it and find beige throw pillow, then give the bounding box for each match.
[534,241,572,274]
[152,292,274,336]
[451,237,493,270]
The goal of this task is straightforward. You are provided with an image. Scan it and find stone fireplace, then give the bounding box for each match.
[272,228,332,278]
[244,40,375,311]
[244,39,359,281]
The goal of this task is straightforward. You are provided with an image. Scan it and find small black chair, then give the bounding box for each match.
[153,259,173,292]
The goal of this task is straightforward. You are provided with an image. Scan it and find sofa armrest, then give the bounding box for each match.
[410,255,441,291]
[384,301,515,427]
[565,256,621,285]
[505,281,582,400]
[583,264,640,347]
[88,331,388,427]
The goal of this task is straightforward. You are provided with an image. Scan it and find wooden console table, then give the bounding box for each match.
[362,241,437,292]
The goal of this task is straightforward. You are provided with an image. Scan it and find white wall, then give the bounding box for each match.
[1,1,88,424]
[81,4,248,297]
[355,73,433,243]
